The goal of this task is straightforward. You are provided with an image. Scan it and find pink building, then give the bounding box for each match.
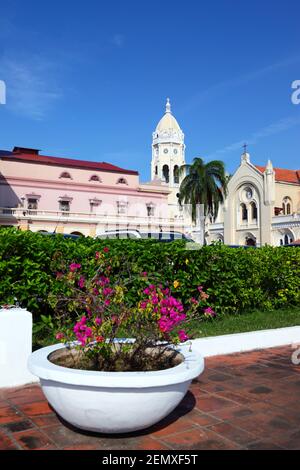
[0,146,180,236]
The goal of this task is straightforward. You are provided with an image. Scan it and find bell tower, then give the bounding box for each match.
[151,98,185,189]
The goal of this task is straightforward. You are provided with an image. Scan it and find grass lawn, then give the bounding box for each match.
[189,307,300,338]
[33,307,300,349]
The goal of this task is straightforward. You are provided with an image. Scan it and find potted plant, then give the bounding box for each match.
[28,248,215,434]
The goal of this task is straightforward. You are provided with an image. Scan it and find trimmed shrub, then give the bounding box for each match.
[0,228,299,318]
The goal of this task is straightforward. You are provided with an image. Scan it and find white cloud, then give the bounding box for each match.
[182,55,300,113]
[0,55,62,119]
[207,115,300,158]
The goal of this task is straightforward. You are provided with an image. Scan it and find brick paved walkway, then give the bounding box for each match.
[0,345,299,450]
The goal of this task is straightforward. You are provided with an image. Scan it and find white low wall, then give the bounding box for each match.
[191,326,300,357]
[0,307,38,388]
[0,305,299,389]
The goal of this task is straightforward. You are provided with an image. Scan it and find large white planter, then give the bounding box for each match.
[28,342,204,434]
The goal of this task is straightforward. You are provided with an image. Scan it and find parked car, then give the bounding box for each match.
[95,229,194,242]
[39,232,80,240]
[226,245,258,249]
[96,229,141,239]
[139,231,194,242]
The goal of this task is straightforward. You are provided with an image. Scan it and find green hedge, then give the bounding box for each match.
[0,228,299,318]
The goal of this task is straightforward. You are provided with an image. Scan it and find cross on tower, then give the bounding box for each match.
[243,143,248,154]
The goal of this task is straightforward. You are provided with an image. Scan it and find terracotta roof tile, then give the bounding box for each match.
[0,149,139,175]
[255,165,300,184]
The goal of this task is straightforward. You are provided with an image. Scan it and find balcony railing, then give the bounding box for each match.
[272,213,300,225]
[0,207,185,227]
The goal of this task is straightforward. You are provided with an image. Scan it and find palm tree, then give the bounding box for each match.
[178,157,228,225]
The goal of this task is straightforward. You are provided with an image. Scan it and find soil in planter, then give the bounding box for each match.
[48,345,184,372]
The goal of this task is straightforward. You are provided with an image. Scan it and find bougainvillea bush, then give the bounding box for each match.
[49,247,215,372]
[0,229,299,321]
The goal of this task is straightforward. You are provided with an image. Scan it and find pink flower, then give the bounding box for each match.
[204,307,216,318]
[141,271,148,277]
[200,291,209,301]
[95,252,100,259]
[103,247,109,253]
[55,332,64,340]
[190,297,198,304]
[99,276,110,286]
[103,287,113,297]
[69,263,81,272]
[104,299,111,306]
[96,335,105,343]
[140,301,148,309]
[95,317,102,326]
[78,276,85,288]
[56,272,63,279]
[178,330,189,342]
[197,285,203,292]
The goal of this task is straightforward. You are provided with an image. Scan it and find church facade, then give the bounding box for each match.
[207,152,300,246]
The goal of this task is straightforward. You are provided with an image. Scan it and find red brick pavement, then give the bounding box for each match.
[0,345,299,450]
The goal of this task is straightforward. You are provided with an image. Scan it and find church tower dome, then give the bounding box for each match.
[151,98,185,187]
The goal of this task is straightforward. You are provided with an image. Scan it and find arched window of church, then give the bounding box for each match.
[155,166,158,176]
[282,197,292,215]
[173,165,179,184]
[284,234,289,245]
[162,165,169,183]
[250,202,257,220]
[241,203,248,221]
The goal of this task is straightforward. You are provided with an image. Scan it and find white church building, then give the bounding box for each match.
[150,99,300,246]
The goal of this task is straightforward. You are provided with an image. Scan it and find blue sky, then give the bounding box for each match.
[0,0,299,181]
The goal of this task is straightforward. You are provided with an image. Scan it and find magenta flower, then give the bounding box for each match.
[103,247,109,253]
[151,295,159,305]
[103,287,114,297]
[204,307,216,318]
[99,276,110,286]
[69,263,81,272]
[78,276,85,288]
[55,332,64,340]
[95,317,102,326]
[178,330,189,342]
[141,271,148,277]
